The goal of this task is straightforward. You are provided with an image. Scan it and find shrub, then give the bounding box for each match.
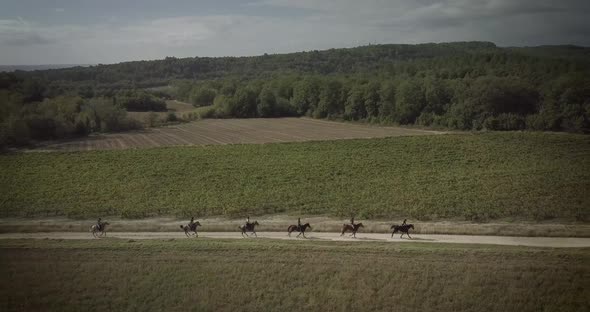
[145,112,161,128]
[167,112,178,122]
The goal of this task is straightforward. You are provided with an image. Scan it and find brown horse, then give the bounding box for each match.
[287,223,312,238]
[340,223,364,238]
[180,221,202,237]
[391,224,414,238]
[90,222,109,238]
[239,221,259,237]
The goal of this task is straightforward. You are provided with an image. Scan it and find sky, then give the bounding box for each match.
[0,0,589,65]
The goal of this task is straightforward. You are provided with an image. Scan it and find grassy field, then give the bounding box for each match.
[1,239,588,311]
[1,132,589,221]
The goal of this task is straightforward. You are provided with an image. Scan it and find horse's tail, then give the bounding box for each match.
[180,225,184,229]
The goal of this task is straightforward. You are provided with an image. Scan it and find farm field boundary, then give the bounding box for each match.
[1,132,589,221]
[30,117,445,151]
[1,231,589,248]
[1,239,588,311]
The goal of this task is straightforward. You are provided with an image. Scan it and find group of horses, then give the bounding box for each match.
[180,219,415,239]
[91,219,415,239]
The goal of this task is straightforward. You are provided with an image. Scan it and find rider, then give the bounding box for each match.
[246,215,251,227]
[298,217,302,231]
[188,216,196,230]
[350,216,355,227]
[402,219,407,226]
[97,217,103,231]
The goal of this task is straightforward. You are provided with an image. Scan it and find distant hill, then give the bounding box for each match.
[0,64,92,72]
[9,41,588,87]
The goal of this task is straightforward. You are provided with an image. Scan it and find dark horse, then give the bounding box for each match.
[90,222,109,238]
[340,223,364,238]
[180,221,202,237]
[391,224,415,238]
[287,223,312,238]
[239,221,259,237]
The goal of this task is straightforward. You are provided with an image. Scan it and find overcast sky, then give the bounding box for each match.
[1,0,589,65]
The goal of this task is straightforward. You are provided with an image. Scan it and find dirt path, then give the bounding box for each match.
[1,232,589,248]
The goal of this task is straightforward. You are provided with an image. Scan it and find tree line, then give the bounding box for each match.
[0,74,168,146]
[176,71,589,132]
[1,41,589,147]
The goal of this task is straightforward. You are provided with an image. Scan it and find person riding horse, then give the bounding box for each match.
[97,218,104,231]
[391,219,414,238]
[188,217,196,231]
[240,219,259,237]
[350,217,355,227]
[288,219,312,238]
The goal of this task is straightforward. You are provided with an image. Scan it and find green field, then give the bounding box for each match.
[1,239,588,311]
[1,132,589,221]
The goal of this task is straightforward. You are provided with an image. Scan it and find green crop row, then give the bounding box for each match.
[1,132,589,221]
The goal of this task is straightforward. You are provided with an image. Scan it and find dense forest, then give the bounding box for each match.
[1,41,589,146]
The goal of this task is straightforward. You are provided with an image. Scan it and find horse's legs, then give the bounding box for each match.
[195,231,198,238]
[253,231,257,237]
[407,232,411,239]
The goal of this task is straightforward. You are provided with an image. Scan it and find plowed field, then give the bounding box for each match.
[34,118,444,151]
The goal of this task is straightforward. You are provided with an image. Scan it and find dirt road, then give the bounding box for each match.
[1,231,589,248]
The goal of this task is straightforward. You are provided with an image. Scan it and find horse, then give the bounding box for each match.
[287,223,312,238]
[391,224,415,238]
[340,223,364,238]
[239,221,259,237]
[90,222,109,238]
[180,221,202,237]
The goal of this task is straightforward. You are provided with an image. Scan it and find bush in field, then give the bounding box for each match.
[189,87,217,107]
[0,116,30,146]
[483,114,526,130]
[145,112,161,127]
[116,90,166,112]
[167,112,178,122]
[416,112,435,126]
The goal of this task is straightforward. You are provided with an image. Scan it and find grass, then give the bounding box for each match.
[1,132,589,221]
[1,239,588,312]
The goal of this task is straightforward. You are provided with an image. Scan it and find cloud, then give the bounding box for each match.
[1,0,589,64]
[0,19,57,46]
[54,8,65,13]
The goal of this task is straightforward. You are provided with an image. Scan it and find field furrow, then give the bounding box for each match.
[31,118,445,151]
